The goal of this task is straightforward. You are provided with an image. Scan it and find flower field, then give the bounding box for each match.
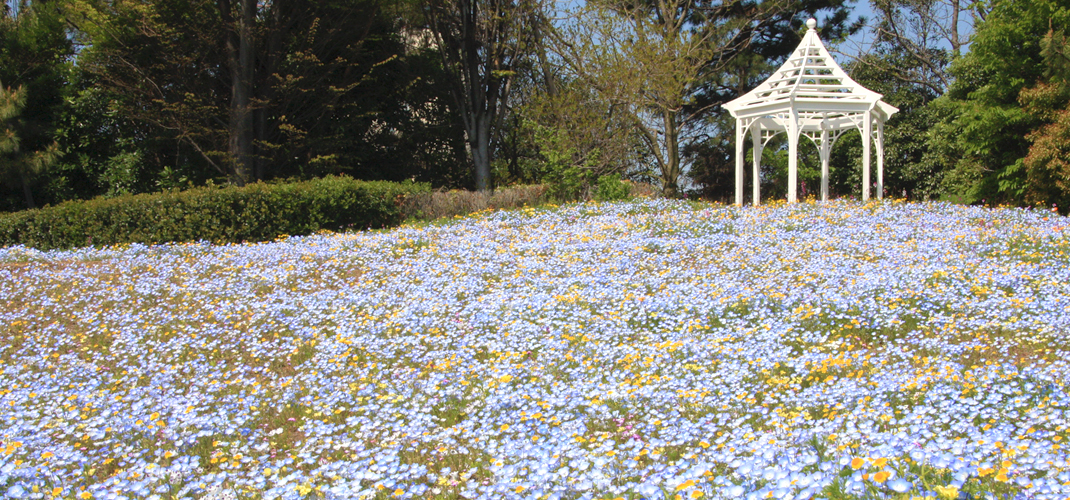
[2,198,1070,500]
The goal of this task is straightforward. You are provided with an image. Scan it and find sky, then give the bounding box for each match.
[838,0,879,60]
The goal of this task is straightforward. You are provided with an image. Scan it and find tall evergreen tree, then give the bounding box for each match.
[67,0,452,187]
[0,84,60,209]
[0,0,71,210]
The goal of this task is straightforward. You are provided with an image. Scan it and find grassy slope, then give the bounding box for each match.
[1,198,1069,500]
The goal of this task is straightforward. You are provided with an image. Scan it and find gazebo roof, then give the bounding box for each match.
[724,19,897,126]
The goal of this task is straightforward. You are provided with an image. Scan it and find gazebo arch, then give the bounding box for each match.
[723,18,898,205]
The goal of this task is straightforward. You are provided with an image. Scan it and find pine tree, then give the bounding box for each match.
[0,84,60,209]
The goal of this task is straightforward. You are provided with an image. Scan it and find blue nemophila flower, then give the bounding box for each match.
[1,199,1069,498]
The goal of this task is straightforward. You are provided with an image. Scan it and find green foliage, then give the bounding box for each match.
[545,164,587,202]
[1021,24,1070,211]
[594,174,631,202]
[521,78,646,187]
[930,0,1069,205]
[533,121,600,202]
[49,74,159,204]
[0,3,73,210]
[0,84,62,210]
[0,176,429,250]
[65,0,466,189]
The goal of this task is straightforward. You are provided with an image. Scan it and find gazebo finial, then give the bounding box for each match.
[723,19,898,205]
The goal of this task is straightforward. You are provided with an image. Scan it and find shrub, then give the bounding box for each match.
[0,176,429,250]
[594,174,631,201]
[401,185,549,220]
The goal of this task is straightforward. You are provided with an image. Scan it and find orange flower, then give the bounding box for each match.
[676,479,696,491]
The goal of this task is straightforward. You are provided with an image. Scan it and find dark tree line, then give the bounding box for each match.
[2,0,1063,212]
[1,0,471,211]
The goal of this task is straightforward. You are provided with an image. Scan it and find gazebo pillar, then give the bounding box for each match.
[787,112,799,203]
[861,109,872,201]
[734,119,744,206]
[820,128,830,202]
[751,126,762,206]
[876,120,885,200]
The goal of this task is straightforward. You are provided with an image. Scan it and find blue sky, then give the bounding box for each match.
[840,0,878,58]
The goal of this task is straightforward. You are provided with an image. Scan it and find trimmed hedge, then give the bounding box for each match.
[0,176,429,250]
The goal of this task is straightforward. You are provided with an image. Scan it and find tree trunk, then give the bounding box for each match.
[950,0,962,56]
[20,175,35,209]
[470,117,492,192]
[254,1,285,182]
[221,0,256,185]
[661,110,681,197]
[427,0,527,193]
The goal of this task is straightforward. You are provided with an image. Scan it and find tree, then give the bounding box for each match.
[0,0,72,210]
[552,0,778,197]
[843,0,985,95]
[1021,21,1070,211]
[522,77,649,181]
[424,0,538,191]
[928,0,1068,205]
[68,0,412,186]
[0,84,60,209]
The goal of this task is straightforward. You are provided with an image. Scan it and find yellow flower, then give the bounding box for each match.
[41,451,54,459]
[691,491,704,499]
[872,457,888,468]
[996,468,1010,482]
[850,457,865,469]
[79,492,92,500]
[872,471,890,483]
[934,485,959,499]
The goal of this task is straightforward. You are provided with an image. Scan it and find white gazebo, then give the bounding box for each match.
[723,18,898,205]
